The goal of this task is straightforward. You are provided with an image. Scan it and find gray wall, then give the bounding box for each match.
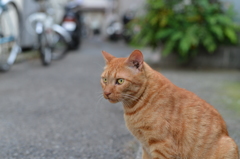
[118,0,145,15]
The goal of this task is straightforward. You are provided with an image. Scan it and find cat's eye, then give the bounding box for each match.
[116,79,124,85]
[103,78,107,83]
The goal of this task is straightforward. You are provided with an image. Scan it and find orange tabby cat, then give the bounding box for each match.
[101,50,239,159]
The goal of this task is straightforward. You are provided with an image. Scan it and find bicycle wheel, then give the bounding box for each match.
[0,2,20,71]
[51,31,69,60]
[38,31,52,66]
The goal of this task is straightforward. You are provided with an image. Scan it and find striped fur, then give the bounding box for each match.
[101,50,239,159]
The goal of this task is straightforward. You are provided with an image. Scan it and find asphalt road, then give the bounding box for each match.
[0,39,239,159]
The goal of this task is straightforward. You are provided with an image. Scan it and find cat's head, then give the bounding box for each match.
[101,50,146,104]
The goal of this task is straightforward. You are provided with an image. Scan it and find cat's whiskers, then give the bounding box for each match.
[90,61,105,71]
[95,91,104,96]
[121,94,143,107]
[122,94,141,102]
[97,92,103,97]
[122,93,138,99]
[96,94,105,107]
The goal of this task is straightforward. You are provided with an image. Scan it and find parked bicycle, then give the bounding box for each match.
[0,0,21,72]
[27,0,71,66]
[61,0,83,50]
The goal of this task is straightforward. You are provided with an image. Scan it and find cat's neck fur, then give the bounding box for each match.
[122,62,170,114]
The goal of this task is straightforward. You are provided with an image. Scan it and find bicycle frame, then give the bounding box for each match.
[26,0,72,65]
[0,0,21,70]
[27,9,71,48]
[0,0,13,44]
[0,5,3,15]
[52,24,71,43]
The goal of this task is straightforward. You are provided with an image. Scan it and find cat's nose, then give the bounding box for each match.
[104,91,111,97]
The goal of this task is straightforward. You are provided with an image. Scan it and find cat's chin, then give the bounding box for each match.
[108,99,119,104]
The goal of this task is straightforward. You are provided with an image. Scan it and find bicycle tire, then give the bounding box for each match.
[38,32,52,66]
[0,2,20,72]
[51,32,69,60]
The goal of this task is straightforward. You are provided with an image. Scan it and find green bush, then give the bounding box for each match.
[131,0,240,62]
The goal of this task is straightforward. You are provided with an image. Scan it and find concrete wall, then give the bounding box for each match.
[190,47,240,69]
[155,46,240,69]
[118,0,145,16]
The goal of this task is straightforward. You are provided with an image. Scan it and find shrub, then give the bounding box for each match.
[131,0,240,62]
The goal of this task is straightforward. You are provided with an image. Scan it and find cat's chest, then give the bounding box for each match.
[124,113,154,145]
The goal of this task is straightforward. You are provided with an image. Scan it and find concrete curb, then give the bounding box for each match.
[135,145,142,159]
[15,50,39,63]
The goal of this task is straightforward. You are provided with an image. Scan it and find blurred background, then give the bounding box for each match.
[14,0,145,48]
[7,0,240,68]
[0,0,240,158]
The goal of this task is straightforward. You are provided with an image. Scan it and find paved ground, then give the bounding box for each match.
[0,39,239,159]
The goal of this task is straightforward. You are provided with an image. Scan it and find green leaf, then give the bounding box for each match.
[202,35,216,52]
[170,31,183,41]
[206,16,217,25]
[198,0,210,8]
[216,15,232,25]
[141,31,153,45]
[163,40,175,56]
[224,28,238,43]
[160,17,168,27]
[179,37,191,56]
[185,26,199,45]
[208,44,217,53]
[150,16,159,25]
[156,29,174,39]
[148,0,164,9]
[210,25,223,40]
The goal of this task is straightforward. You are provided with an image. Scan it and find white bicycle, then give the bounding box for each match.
[27,0,71,66]
[0,0,21,71]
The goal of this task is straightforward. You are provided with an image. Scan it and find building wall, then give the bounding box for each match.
[118,0,145,16]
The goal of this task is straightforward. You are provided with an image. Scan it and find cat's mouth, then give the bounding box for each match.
[107,98,119,103]
[103,94,119,103]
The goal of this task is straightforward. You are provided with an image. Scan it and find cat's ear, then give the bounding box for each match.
[125,50,144,71]
[102,51,115,64]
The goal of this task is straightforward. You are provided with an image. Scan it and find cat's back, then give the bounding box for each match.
[135,68,229,136]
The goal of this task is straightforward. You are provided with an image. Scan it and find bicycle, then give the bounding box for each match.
[0,0,21,72]
[27,0,71,66]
